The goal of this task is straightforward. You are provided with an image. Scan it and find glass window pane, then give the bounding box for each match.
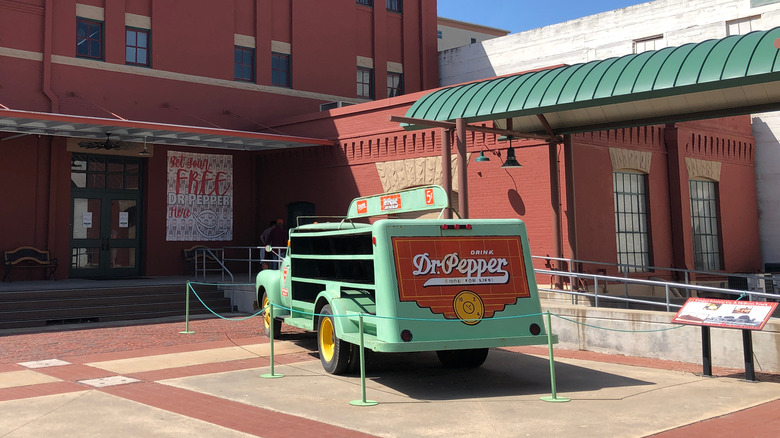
[88,173,105,189]
[111,248,136,268]
[689,180,720,271]
[72,247,100,269]
[125,175,139,190]
[72,198,101,240]
[613,171,650,273]
[126,30,136,46]
[108,174,124,190]
[137,32,147,47]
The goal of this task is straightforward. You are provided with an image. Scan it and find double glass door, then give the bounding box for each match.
[70,155,142,278]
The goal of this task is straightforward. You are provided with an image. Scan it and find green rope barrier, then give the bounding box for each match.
[186,283,266,321]
[552,313,686,333]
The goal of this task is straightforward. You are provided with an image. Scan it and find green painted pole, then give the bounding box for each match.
[540,310,569,402]
[350,314,377,406]
[180,281,195,334]
[262,302,283,378]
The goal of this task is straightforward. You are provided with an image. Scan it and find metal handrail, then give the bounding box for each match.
[193,247,234,283]
[535,268,778,312]
[531,255,777,291]
[212,246,286,282]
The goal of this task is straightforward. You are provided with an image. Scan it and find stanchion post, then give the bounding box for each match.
[742,329,756,382]
[350,314,377,406]
[261,302,284,379]
[179,281,195,334]
[701,326,712,377]
[540,311,570,403]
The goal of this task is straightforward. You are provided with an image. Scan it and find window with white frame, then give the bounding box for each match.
[387,72,403,97]
[689,179,722,271]
[633,35,663,53]
[727,16,761,36]
[357,67,373,98]
[613,172,651,272]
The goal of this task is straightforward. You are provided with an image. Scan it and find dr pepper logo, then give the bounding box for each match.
[380,194,401,211]
[392,236,530,322]
[356,199,368,215]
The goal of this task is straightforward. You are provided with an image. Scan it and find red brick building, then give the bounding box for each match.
[0,0,438,279]
[0,0,762,283]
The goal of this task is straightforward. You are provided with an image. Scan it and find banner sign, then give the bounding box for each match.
[166,151,233,241]
[672,297,778,330]
[393,236,530,323]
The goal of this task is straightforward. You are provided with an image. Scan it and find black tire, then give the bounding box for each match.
[436,348,489,368]
[261,291,282,339]
[317,304,351,374]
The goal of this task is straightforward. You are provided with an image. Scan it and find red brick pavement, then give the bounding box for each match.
[1,317,779,437]
[0,317,374,437]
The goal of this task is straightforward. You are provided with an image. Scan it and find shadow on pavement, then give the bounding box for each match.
[275,331,653,401]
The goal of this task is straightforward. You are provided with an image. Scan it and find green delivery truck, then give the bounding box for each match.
[256,185,553,374]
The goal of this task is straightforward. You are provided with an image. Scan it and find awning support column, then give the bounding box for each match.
[456,118,468,218]
[441,128,453,219]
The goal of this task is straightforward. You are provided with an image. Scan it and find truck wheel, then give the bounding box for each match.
[317,305,351,374]
[436,348,489,368]
[261,291,282,338]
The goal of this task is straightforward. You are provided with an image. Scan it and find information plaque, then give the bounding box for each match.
[672,298,777,330]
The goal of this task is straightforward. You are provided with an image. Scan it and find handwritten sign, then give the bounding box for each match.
[166,151,233,241]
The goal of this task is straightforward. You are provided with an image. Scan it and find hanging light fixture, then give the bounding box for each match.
[501,137,522,168]
[139,136,151,157]
[475,151,490,162]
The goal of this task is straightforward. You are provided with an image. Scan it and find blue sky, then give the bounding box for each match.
[437,0,649,33]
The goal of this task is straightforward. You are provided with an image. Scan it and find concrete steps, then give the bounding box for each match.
[0,284,232,330]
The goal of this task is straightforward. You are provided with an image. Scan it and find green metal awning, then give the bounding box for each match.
[403,27,780,135]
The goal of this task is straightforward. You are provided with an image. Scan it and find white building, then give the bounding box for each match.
[437,17,509,51]
[440,0,780,269]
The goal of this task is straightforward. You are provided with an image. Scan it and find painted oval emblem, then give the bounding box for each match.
[453,290,484,325]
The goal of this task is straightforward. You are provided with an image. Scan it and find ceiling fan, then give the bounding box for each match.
[78,133,125,150]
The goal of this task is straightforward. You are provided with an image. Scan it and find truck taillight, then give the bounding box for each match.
[441,224,472,230]
[372,236,377,245]
[529,323,541,336]
[401,329,413,342]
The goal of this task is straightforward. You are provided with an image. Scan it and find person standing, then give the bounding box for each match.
[268,219,287,269]
[259,220,275,269]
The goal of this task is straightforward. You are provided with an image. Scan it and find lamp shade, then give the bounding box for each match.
[501,146,522,168]
[475,151,490,162]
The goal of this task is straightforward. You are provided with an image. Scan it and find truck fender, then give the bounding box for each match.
[256,269,288,317]
[315,294,365,340]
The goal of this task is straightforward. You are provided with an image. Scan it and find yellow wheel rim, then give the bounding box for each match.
[319,316,335,362]
[262,295,271,330]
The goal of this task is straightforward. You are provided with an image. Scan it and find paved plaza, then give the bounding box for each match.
[1,316,778,437]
